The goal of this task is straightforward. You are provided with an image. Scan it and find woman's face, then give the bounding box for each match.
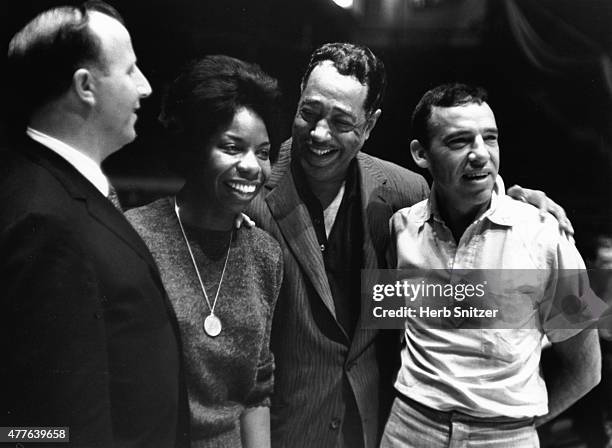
[196,107,272,216]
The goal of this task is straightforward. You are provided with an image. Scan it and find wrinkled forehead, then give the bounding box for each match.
[428,102,497,137]
[300,61,369,115]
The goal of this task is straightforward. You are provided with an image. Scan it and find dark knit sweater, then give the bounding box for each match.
[126,198,282,447]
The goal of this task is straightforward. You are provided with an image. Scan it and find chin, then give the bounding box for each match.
[113,135,136,151]
[126,129,137,143]
[473,193,493,209]
[224,201,248,217]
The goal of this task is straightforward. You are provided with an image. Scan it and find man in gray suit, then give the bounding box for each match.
[247,42,571,448]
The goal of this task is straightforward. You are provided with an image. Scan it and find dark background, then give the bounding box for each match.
[2,1,612,446]
[2,0,611,257]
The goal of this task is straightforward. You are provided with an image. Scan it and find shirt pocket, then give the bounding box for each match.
[480,329,540,365]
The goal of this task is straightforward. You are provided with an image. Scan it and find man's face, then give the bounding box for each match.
[422,102,500,214]
[292,61,378,184]
[88,12,152,155]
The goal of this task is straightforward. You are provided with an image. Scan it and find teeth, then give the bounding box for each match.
[465,173,486,179]
[310,147,334,156]
[228,182,256,194]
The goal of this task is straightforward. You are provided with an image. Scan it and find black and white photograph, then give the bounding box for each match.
[1,0,611,447]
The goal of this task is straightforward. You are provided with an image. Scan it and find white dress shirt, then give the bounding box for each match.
[26,127,110,197]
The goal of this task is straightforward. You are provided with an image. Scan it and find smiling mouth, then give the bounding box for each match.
[463,172,489,181]
[308,146,336,157]
[227,182,258,194]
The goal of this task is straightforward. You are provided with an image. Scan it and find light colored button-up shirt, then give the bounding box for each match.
[27,127,110,197]
[389,176,597,418]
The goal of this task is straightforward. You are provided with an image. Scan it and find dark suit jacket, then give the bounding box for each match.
[247,139,430,448]
[0,137,188,448]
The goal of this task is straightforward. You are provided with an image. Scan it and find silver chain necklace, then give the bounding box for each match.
[174,197,232,337]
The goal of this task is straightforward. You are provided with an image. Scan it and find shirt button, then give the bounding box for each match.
[329,418,341,430]
[320,244,326,252]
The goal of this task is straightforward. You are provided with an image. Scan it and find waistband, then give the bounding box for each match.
[396,392,536,428]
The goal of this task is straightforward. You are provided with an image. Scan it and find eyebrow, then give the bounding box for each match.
[443,127,498,140]
[222,134,271,146]
[300,99,357,120]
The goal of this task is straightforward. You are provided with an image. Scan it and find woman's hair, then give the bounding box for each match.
[159,55,282,174]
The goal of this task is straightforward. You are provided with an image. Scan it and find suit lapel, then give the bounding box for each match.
[266,144,397,348]
[349,153,395,359]
[358,153,391,270]
[85,196,161,269]
[21,139,160,270]
[265,169,338,320]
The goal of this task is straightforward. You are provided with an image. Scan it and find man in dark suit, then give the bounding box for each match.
[0,2,187,447]
[248,43,575,448]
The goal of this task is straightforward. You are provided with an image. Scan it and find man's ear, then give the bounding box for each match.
[73,68,96,106]
[410,139,429,169]
[363,108,381,140]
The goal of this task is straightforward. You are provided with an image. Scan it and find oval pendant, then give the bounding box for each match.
[204,313,222,337]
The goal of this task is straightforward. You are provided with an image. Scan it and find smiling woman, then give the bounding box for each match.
[194,106,272,223]
[125,55,284,448]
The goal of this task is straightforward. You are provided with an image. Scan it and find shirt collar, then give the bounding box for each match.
[414,175,513,228]
[26,127,110,196]
[290,157,359,210]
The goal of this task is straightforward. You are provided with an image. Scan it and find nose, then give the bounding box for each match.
[135,66,152,98]
[467,135,489,165]
[310,118,332,143]
[236,149,260,180]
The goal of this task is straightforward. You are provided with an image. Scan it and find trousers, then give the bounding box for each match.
[380,395,539,448]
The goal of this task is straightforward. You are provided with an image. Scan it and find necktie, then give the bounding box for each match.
[107,185,123,212]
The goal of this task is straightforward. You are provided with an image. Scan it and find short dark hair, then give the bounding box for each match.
[412,83,488,148]
[7,1,123,124]
[300,42,386,114]
[159,55,283,172]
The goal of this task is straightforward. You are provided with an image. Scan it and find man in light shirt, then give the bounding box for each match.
[382,83,601,447]
[0,2,187,446]
[247,43,577,448]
